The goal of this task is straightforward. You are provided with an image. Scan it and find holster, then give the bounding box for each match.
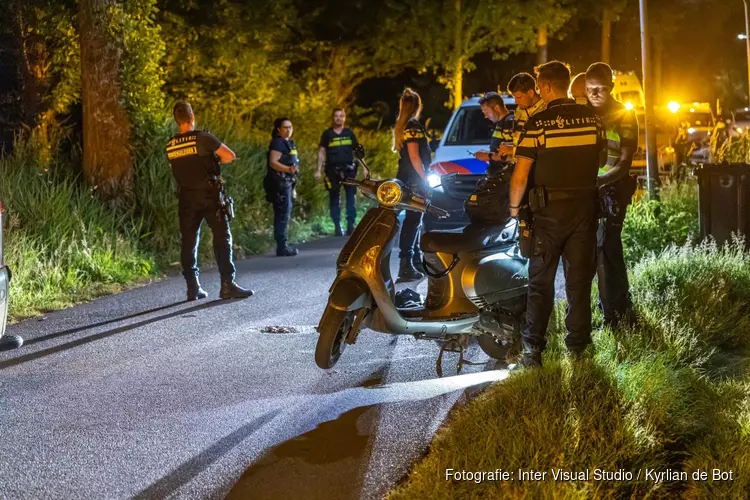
[598,185,620,219]
[528,186,548,212]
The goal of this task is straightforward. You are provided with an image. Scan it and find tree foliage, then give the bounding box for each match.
[387,0,572,110]
[158,0,296,125]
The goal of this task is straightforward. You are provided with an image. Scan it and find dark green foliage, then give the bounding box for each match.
[621,183,700,265]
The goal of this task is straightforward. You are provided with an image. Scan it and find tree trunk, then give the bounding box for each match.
[451,0,463,111]
[601,7,613,64]
[79,0,132,201]
[450,58,464,111]
[537,25,548,66]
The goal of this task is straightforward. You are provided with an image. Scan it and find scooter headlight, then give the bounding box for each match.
[377,181,403,207]
[427,173,442,188]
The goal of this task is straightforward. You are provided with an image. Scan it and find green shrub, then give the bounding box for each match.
[622,182,700,265]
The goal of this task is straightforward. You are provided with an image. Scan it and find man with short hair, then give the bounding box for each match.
[315,108,364,236]
[509,61,606,369]
[166,101,254,301]
[586,62,639,327]
[474,91,514,176]
[569,72,588,104]
[506,72,547,155]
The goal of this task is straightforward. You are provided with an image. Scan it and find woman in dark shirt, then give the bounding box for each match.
[393,88,431,282]
[265,117,299,257]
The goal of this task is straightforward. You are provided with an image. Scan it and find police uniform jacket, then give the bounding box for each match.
[515,98,606,191]
[165,130,222,193]
[598,100,639,175]
[267,136,299,185]
[398,118,431,186]
[319,128,358,169]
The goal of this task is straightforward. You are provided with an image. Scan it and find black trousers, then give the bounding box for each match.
[179,191,235,282]
[326,165,357,227]
[523,199,597,352]
[596,177,636,322]
[399,210,423,259]
[271,183,293,248]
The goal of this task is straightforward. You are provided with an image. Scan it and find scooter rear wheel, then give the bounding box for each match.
[315,308,356,369]
[478,334,521,366]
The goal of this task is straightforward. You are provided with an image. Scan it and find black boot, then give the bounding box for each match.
[220,280,255,299]
[346,222,355,235]
[334,222,344,236]
[186,276,208,302]
[509,343,542,372]
[276,245,299,257]
[397,257,424,283]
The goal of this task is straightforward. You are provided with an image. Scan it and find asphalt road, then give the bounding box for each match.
[0,235,535,500]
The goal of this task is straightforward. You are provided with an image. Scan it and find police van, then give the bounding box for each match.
[426,94,516,230]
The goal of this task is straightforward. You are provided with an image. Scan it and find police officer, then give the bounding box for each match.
[394,88,431,282]
[569,72,589,104]
[314,108,365,236]
[265,117,300,257]
[166,101,254,301]
[509,61,606,369]
[585,62,639,327]
[506,72,547,157]
[473,92,514,176]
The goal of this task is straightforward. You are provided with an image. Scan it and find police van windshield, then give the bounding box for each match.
[444,105,515,146]
[685,112,713,127]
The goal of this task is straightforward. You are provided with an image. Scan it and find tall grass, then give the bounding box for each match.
[390,240,750,499]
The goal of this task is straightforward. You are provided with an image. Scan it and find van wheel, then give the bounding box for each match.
[315,308,357,369]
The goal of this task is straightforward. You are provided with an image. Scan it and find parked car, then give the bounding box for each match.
[0,199,19,351]
[425,94,516,231]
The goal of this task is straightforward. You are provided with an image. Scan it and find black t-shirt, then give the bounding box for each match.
[397,118,432,185]
[165,130,222,190]
[267,136,299,178]
[515,98,606,190]
[320,128,358,167]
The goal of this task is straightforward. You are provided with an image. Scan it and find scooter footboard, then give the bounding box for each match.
[328,277,372,312]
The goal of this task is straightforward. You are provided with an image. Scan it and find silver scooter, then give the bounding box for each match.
[315,146,528,374]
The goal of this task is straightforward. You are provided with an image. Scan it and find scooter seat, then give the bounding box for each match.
[420,220,517,254]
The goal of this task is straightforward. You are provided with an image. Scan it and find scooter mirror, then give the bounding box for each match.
[354,143,366,160]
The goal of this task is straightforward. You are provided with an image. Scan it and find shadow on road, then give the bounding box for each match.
[132,409,282,500]
[25,301,187,346]
[0,299,235,370]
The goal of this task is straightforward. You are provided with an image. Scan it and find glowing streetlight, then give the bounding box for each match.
[624,101,634,111]
[668,101,681,113]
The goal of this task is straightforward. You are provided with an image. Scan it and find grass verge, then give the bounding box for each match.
[389,240,750,499]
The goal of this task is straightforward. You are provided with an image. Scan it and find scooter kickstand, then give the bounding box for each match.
[436,339,465,378]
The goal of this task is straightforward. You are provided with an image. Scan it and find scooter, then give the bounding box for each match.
[315,145,529,375]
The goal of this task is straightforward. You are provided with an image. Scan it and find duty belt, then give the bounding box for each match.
[529,185,596,212]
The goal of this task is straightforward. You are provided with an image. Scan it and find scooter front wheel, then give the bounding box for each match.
[315,307,357,369]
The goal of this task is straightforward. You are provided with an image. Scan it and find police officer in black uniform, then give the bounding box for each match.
[585,62,639,327]
[166,101,254,301]
[315,108,365,236]
[394,88,431,282]
[473,92,515,177]
[509,62,606,369]
[265,117,300,257]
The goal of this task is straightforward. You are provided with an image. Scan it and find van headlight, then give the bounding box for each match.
[427,173,442,188]
[377,181,403,207]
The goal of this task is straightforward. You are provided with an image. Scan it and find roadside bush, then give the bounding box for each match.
[621,182,699,265]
